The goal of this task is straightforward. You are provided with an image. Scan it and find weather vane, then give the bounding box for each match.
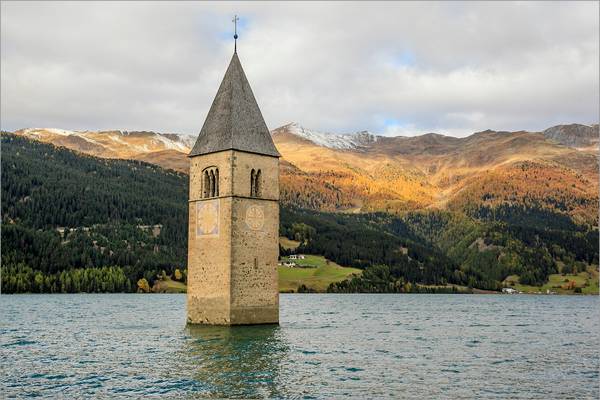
[232,15,239,53]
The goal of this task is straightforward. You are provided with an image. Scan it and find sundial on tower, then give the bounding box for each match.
[196,200,219,237]
[245,205,264,231]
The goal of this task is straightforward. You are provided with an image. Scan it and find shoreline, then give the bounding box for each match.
[2,291,597,296]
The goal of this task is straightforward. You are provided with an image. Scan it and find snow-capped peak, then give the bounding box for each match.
[150,132,194,152]
[282,122,378,150]
[21,128,79,137]
[17,128,198,153]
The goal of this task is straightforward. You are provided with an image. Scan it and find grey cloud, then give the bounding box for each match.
[1,1,598,137]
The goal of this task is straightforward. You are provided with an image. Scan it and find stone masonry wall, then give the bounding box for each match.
[230,151,279,324]
[187,151,233,324]
[187,150,279,325]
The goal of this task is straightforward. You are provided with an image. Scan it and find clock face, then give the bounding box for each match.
[196,200,219,237]
[245,205,264,231]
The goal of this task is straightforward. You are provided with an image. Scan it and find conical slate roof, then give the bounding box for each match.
[190,52,280,157]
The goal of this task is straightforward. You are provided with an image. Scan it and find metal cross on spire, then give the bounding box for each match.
[232,15,239,53]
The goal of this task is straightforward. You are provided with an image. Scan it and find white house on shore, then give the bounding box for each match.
[502,287,518,294]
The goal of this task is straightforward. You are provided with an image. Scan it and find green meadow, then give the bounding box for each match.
[150,276,187,293]
[278,255,362,293]
[503,266,599,295]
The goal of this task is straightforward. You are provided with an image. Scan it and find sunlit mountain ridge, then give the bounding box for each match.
[12,122,599,224]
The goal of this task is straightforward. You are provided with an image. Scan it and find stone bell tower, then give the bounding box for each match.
[187,49,280,325]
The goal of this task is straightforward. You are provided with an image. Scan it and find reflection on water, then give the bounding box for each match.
[184,324,287,398]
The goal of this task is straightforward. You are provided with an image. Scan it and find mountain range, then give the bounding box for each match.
[3,124,598,294]
[13,123,599,225]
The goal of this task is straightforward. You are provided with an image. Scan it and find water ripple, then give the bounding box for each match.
[1,293,598,398]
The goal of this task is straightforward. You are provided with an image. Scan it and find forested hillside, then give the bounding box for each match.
[281,208,598,292]
[1,134,188,293]
[2,134,598,294]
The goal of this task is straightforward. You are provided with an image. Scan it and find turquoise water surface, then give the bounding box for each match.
[1,294,598,398]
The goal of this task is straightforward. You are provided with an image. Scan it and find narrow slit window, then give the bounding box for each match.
[203,171,210,198]
[255,169,261,197]
[209,170,215,197]
[215,169,219,196]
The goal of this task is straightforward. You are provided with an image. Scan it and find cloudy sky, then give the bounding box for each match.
[1,1,598,137]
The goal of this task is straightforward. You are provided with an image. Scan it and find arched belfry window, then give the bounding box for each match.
[250,168,262,197]
[202,167,219,198]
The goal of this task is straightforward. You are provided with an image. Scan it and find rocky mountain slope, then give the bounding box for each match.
[542,124,599,151]
[274,124,598,223]
[10,122,599,224]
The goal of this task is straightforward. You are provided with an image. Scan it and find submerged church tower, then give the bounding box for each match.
[187,47,280,325]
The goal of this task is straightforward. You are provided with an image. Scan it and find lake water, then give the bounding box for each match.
[1,294,598,399]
